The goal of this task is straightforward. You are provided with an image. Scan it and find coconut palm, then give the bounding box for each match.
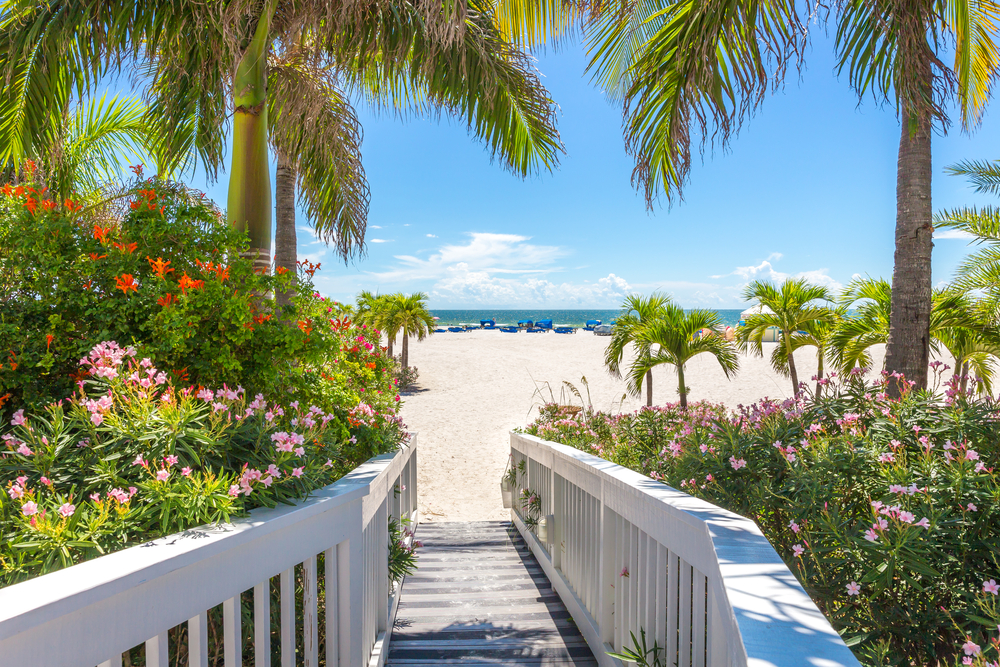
[627,305,739,409]
[604,292,672,406]
[738,279,833,398]
[383,292,435,369]
[937,159,1000,305]
[355,291,393,354]
[0,0,562,274]
[499,0,1000,393]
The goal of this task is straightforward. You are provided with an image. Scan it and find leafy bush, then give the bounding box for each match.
[395,363,420,391]
[0,174,390,414]
[524,370,1000,667]
[0,339,407,586]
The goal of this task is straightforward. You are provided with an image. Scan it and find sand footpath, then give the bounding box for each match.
[397,330,903,521]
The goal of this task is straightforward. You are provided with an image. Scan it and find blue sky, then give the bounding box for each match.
[190,31,1000,309]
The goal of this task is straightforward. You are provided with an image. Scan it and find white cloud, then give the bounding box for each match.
[426,234,437,238]
[369,225,382,230]
[934,229,974,240]
[370,238,390,244]
[767,252,783,261]
[706,254,843,301]
[431,269,631,307]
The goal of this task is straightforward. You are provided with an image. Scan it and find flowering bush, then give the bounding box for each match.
[0,340,408,586]
[524,371,1000,666]
[0,172,397,415]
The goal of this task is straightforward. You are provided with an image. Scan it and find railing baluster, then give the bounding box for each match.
[146,632,168,667]
[655,543,667,652]
[693,568,706,667]
[679,560,692,667]
[189,612,209,667]
[254,582,271,667]
[637,529,647,642]
[326,546,339,667]
[304,555,319,667]
[667,549,679,666]
[280,568,295,667]
[223,595,241,667]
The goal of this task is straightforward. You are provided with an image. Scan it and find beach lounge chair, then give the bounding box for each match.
[593,324,613,336]
[584,319,601,331]
[447,326,464,333]
[535,319,553,330]
[434,328,447,333]
[554,327,575,334]
[517,319,533,328]
[526,327,546,333]
[481,319,497,329]
[500,326,519,333]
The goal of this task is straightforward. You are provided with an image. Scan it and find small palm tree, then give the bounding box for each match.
[384,293,435,370]
[604,293,672,406]
[628,305,739,409]
[355,291,393,355]
[772,308,845,397]
[738,279,833,398]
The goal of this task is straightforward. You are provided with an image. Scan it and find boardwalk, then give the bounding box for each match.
[388,521,599,666]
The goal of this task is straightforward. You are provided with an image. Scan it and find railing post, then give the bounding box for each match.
[343,535,365,667]
[598,482,614,646]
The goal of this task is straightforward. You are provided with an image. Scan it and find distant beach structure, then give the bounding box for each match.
[431,309,745,329]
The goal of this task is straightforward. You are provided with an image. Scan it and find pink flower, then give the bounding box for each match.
[325,459,333,467]
[164,455,178,467]
[16,443,32,456]
[729,456,746,471]
[966,450,980,461]
[963,640,981,656]
[983,579,999,595]
[294,446,305,457]
[846,582,861,596]
[792,544,805,557]
[21,501,38,516]
[8,485,24,500]
[133,454,147,467]
[292,467,304,478]
[898,511,914,524]
[181,467,193,477]
[789,521,800,533]
[89,493,101,502]
[91,412,104,426]
[968,503,978,512]
[40,476,52,486]
[10,409,26,427]
[228,484,241,497]
[864,529,879,542]
[156,470,170,482]
[196,388,214,401]
[915,517,931,529]
[261,475,274,487]
[58,503,75,518]
[878,452,894,463]
[620,566,629,577]
[266,464,282,478]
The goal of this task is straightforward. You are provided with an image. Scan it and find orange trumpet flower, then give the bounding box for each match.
[114,274,138,295]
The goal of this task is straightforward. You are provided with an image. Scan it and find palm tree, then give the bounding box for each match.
[604,293,672,406]
[0,0,562,273]
[383,293,435,369]
[738,279,833,398]
[627,305,739,409]
[772,307,846,397]
[355,290,393,354]
[937,159,1000,305]
[829,278,894,372]
[499,0,1000,393]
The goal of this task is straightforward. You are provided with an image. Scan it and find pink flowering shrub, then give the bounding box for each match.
[525,371,1000,666]
[0,340,408,586]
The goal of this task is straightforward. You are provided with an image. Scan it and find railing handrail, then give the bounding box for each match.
[511,431,860,667]
[0,440,417,667]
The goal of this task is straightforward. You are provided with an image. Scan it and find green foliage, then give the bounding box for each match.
[388,515,420,586]
[525,372,1000,666]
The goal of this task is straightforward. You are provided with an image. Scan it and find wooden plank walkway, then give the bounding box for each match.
[388,521,598,666]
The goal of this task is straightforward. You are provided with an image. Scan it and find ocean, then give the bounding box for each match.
[430,309,746,329]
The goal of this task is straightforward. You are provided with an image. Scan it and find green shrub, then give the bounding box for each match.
[524,371,1000,667]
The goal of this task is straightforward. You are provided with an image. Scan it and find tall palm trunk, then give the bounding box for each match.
[960,359,970,394]
[228,7,274,276]
[402,331,409,369]
[784,329,800,397]
[274,154,297,309]
[645,370,652,407]
[815,349,825,398]
[677,363,687,409]
[885,100,934,396]
[387,334,394,358]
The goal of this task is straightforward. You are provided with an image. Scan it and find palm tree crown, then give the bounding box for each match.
[604,293,672,406]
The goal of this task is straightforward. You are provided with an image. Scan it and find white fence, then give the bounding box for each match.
[509,432,860,667]
[0,438,418,667]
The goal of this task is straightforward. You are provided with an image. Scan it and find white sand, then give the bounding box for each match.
[397,330,942,522]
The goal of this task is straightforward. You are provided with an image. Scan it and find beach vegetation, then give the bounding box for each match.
[523,369,1000,666]
[384,293,435,370]
[604,293,673,406]
[738,279,834,397]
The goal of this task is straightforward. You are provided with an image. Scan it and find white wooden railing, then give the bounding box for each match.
[0,438,418,667]
[510,432,860,667]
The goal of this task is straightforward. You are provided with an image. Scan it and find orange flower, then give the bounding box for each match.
[114,241,138,255]
[42,199,56,211]
[82,280,93,290]
[64,198,77,211]
[129,200,140,210]
[275,266,290,275]
[178,273,204,294]
[93,224,111,244]
[89,252,107,261]
[2,184,12,197]
[45,334,54,352]
[297,259,321,277]
[24,159,35,176]
[159,205,165,215]
[129,164,144,178]
[366,362,377,370]
[297,320,313,336]
[23,197,36,214]
[114,274,138,295]
[157,293,176,308]
[253,314,271,324]
[172,367,189,383]
[147,256,174,279]
[8,352,17,371]
[0,393,11,408]
[13,185,24,197]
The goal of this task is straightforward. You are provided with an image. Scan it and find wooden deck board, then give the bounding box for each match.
[388,522,597,667]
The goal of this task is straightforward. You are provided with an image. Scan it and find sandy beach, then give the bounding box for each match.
[398,329,943,522]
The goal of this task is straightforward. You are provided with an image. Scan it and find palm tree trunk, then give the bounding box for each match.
[645,370,652,407]
[677,363,687,409]
[960,360,970,394]
[885,99,933,396]
[274,153,297,309]
[402,332,410,369]
[228,6,274,276]
[815,349,825,398]
[784,330,800,397]
[387,334,394,359]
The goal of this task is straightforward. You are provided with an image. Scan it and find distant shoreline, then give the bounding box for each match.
[430,309,745,329]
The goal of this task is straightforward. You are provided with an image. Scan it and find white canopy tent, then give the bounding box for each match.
[740,304,775,319]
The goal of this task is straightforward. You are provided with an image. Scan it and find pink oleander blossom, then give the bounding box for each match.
[21,501,38,516]
[292,467,304,478]
[846,582,861,596]
[983,579,999,595]
[58,503,75,517]
[181,467,193,477]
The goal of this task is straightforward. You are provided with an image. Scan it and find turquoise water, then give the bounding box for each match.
[430,309,746,328]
